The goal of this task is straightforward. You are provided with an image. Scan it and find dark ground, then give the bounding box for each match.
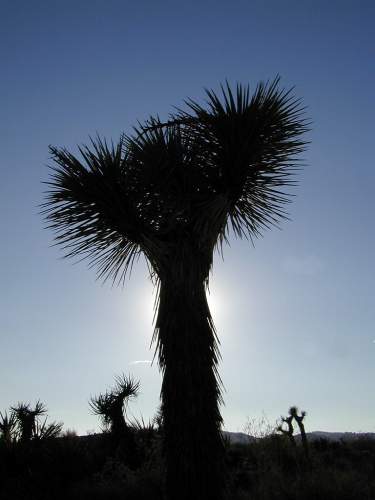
[1,430,375,500]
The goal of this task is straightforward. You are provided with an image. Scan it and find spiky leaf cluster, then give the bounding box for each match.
[8,401,62,441]
[42,77,308,284]
[0,411,17,443]
[90,374,140,429]
[11,401,47,439]
[34,418,63,440]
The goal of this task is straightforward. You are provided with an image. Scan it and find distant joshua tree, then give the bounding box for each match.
[10,401,62,441]
[11,401,47,442]
[43,77,308,500]
[289,406,309,456]
[90,374,140,466]
[277,405,309,457]
[90,374,140,437]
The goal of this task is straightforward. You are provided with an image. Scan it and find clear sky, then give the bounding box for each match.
[1,0,374,435]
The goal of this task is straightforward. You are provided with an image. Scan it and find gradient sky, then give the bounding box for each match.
[1,0,374,435]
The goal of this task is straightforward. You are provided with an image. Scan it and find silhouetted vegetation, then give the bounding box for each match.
[289,406,309,457]
[90,374,140,467]
[90,374,139,434]
[42,77,309,499]
[226,433,375,500]
[1,405,375,500]
[0,410,17,445]
[1,401,63,445]
[277,406,309,458]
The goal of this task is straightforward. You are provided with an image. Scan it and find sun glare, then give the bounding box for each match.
[207,284,228,328]
[134,280,229,335]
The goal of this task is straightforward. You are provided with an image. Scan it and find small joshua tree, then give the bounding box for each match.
[11,401,47,442]
[90,374,140,465]
[11,401,62,442]
[90,374,140,436]
[289,406,308,457]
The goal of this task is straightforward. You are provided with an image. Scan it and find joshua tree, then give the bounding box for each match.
[90,374,140,465]
[10,401,62,442]
[11,401,47,442]
[289,406,309,456]
[90,374,139,437]
[43,78,308,499]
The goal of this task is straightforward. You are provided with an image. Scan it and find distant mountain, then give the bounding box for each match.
[222,431,255,445]
[223,430,375,444]
[301,431,375,442]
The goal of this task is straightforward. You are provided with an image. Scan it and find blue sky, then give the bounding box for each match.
[1,0,374,434]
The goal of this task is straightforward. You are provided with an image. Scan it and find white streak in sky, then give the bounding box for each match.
[130,360,152,365]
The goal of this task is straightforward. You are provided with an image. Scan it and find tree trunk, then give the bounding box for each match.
[154,259,225,500]
[297,420,309,458]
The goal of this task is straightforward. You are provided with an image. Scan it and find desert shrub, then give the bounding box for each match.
[227,434,375,500]
[68,453,163,500]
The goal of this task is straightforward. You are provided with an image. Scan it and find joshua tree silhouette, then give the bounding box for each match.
[10,401,62,442]
[42,78,308,500]
[11,401,47,442]
[90,374,139,434]
[90,374,140,465]
[289,406,309,457]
